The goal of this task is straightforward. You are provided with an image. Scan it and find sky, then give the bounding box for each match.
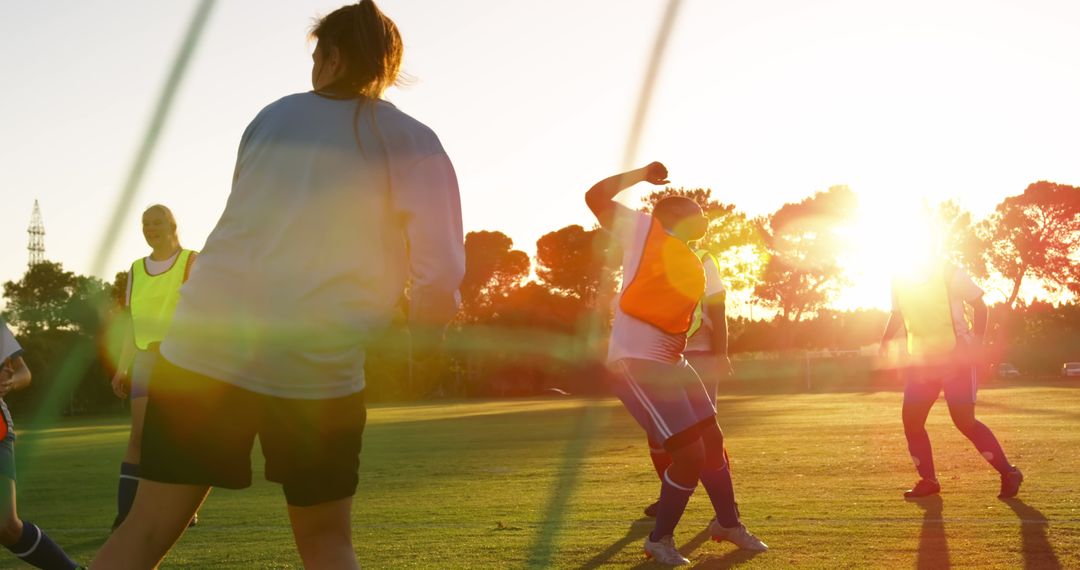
[2,0,1079,311]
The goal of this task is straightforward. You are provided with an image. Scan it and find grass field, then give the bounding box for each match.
[6,383,1080,569]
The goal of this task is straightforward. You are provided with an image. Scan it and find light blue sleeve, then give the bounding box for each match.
[390,152,466,328]
[0,323,22,363]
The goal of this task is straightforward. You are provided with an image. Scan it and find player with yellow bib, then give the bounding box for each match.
[880,258,1023,499]
[110,205,198,529]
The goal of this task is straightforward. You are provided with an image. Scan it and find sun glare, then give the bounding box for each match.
[836,194,941,311]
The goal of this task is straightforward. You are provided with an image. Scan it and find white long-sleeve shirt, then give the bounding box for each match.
[162,93,465,399]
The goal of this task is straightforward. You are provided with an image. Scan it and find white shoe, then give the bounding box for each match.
[708,520,769,551]
[643,534,691,566]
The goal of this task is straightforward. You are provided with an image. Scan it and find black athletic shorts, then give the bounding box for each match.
[141,356,367,507]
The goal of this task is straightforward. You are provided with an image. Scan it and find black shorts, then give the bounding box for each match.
[141,356,367,507]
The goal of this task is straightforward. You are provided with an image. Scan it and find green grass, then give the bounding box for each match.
[6,385,1080,568]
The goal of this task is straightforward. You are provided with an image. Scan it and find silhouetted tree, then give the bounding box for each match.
[979,181,1080,307]
[2,262,109,334]
[2,262,117,415]
[642,188,768,294]
[110,271,129,306]
[535,225,615,308]
[755,186,856,321]
[459,231,530,323]
[937,200,987,278]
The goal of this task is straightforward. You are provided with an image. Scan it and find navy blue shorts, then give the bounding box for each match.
[903,363,978,406]
[684,351,721,404]
[129,348,157,399]
[609,357,716,449]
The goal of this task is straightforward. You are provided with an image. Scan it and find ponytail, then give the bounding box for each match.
[311,1,404,152]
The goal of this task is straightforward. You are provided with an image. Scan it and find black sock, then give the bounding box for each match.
[116,462,140,526]
[5,521,79,570]
[700,462,739,528]
[649,469,696,542]
[961,421,1012,475]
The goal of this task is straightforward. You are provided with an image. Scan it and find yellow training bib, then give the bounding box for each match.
[894,262,957,360]
[130,249,193,350]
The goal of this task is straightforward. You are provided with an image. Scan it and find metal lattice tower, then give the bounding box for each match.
[27,200,45,266]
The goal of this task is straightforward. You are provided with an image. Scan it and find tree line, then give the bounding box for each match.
[430,180,1078,397]
[2,181,1078,410]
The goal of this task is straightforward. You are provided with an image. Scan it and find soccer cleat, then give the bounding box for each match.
[189,514,199,528]
[904,479,941,499]
[643,535,690,566]
[999,467,1024,499]
[708,520,769,552]
[644,500,660,518]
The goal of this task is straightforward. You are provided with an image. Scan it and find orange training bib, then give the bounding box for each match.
[619,218,706,335]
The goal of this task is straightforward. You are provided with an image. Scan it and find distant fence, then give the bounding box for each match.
[725,349,891,394]
[722,350,1079,395]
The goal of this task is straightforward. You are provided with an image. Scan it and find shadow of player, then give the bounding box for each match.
[1002,498,1062,570]
[578,518,651,569]
[910,495,950,570]
[625,526,762,570]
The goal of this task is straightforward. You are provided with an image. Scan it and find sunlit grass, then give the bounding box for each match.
[9,384,1079,568]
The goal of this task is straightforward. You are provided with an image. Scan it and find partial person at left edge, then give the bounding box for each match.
[1,319,84,569]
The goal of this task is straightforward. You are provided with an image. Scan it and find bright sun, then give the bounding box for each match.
[834,194,941,311]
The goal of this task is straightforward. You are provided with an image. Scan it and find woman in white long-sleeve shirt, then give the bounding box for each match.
[93,2,465,568]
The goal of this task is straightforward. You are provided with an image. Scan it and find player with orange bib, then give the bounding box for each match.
[642,247,732,518]
[586,162,767,566]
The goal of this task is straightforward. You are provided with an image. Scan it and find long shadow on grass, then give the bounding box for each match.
[578,518,651,569]
[623,527,760,569]
[368,395,773,428]
[911,495,949,570]
[1002,499,1062,570]
[525,403,609,568]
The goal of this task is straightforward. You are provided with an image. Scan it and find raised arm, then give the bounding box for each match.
[585,162,670,229]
